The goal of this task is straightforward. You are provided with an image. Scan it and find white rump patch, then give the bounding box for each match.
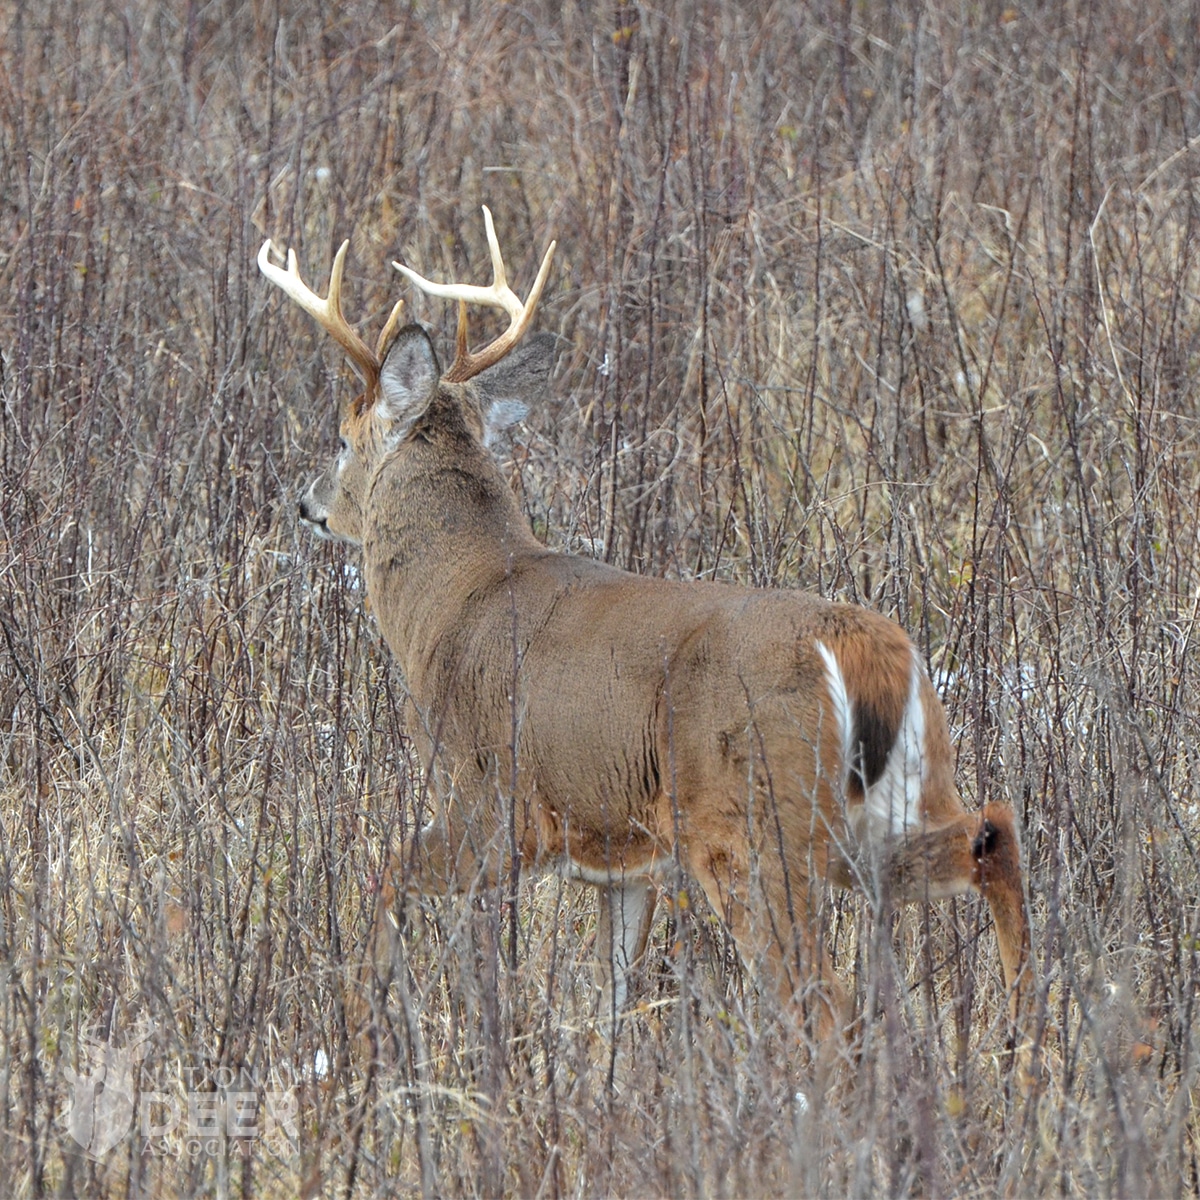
[815,640,855,797]
[864,650,926,833]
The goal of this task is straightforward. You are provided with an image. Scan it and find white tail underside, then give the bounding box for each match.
[818,641,926,838]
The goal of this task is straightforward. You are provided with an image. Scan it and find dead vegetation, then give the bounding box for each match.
[1,1,1198,1196]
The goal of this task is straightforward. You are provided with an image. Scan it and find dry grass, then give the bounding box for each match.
[2,1,1199,1195]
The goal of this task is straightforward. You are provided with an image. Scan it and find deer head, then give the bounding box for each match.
[258,207,556,546]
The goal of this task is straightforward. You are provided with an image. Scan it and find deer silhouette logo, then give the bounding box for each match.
[62,1024,155,1157]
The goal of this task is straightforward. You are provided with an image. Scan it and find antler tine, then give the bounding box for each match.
[392,206,556,383]
[258,239,380,386]
[374,298,406,362]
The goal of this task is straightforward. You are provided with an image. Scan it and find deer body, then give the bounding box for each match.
[261,210,1029,1051]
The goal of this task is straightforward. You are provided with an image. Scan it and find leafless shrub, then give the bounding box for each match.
[1,1,1198,1195]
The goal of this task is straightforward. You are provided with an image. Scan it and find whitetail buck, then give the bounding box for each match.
[259,208,1030,1057]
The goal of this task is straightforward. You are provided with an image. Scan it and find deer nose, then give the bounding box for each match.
[298,494,324,526]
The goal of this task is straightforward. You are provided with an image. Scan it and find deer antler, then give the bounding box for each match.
[393,206,556,383]
[259,239,401,389]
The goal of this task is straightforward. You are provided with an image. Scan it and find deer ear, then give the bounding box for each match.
[473,331,557,446]
[482,399,528,448]
[377,325,441,438]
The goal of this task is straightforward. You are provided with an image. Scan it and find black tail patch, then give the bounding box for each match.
[972,819,998,859]
[853,700,900,792]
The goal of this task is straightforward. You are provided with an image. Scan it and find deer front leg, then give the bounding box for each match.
[385,775,513,895]
[365,793,504,974]
[354,796,509,1057]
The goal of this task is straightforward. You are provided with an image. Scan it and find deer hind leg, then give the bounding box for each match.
[595,878,658,1028]
[686,832,852,1051]
[880,802,1030,1021]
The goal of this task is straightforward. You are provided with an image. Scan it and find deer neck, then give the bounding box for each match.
[360,435,539,693]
